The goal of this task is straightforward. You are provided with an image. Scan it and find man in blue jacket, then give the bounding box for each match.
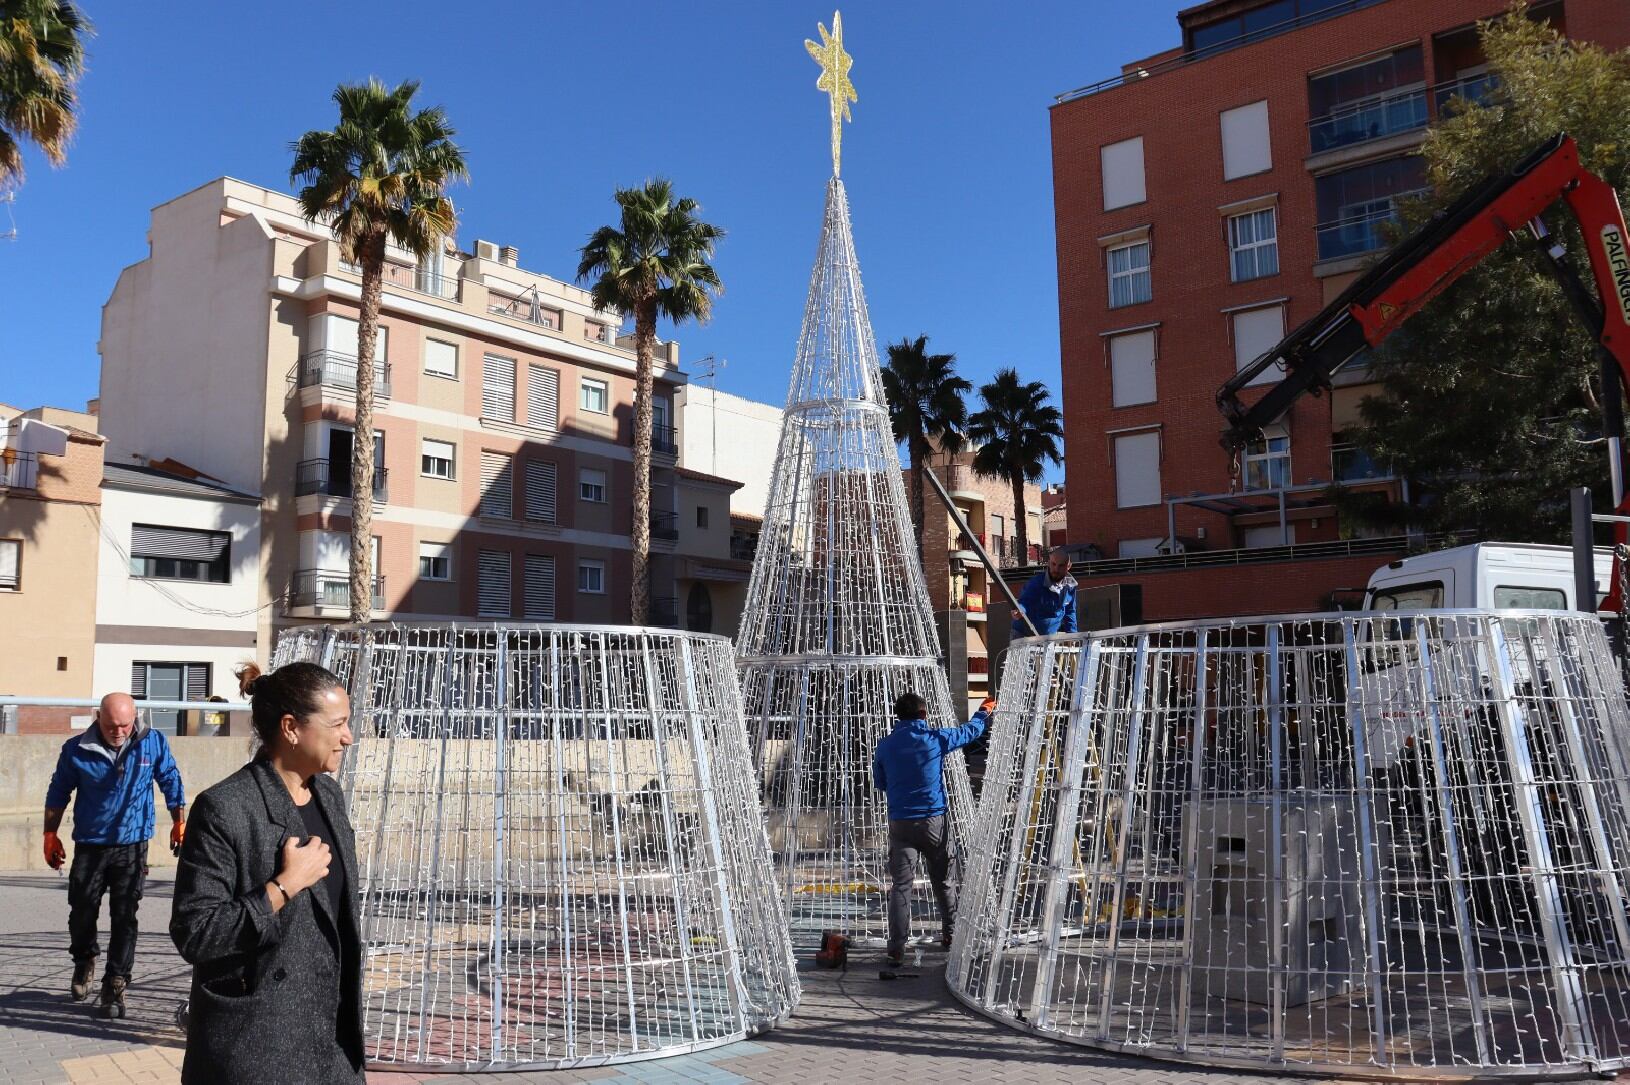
[44,692,186,1018]
[1012,547,1078,639]
[872,692,995,966]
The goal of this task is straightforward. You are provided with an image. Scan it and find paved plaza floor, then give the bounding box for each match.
[0,869,1440,1084]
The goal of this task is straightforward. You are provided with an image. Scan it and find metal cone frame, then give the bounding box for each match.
[737,178,976,947]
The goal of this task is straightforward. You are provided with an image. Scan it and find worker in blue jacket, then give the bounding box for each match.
[44,692,186,1018]
[872,692,995,966]
[1012,547,1078,638]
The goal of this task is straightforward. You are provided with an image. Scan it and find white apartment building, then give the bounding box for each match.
[676,385,783,520]
[98,177,740,647]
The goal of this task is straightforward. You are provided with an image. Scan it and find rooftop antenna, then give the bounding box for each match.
[694,353,726,474]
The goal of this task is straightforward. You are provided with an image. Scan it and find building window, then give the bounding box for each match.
[1233,304,1286,387]
[0,538,18,590]
[1243,425,1291,491]
[129,525,230,583]
[1100,136,1146,211]
[696,505,709,529]
[423,338,458,379]
[480,451,514,519]
[1315,156,1428,261]
[578,559,605,595]
[421,438,455,479]
[525,460,558,523]
[1107,241,1151,309]
[1108,329,1157,407]
[481,353,517,421]
[527,364,560,431]
[418,541,452,581]
[524,554,557,620]
[579,468,607,503]
[1220,101,1271,180]
[1228,208,1279,282]
[478,550,511,617]
[580,377,609,415]
[130,661,210,734]
[1307,45,1426,154]
[1112,429,1162,509]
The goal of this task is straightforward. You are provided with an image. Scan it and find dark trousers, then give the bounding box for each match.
[887,814,955,952]
[68,842,146,981]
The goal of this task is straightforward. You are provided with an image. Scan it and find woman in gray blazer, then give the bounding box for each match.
[170,662,365,1084]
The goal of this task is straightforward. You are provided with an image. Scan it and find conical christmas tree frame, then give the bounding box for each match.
[737,177,976,947]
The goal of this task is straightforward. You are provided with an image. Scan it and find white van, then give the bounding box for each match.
[1363,542,1614,613]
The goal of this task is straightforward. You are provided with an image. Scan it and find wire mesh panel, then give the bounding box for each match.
[948,611,1630,1078]
[271,622,799,1072]
[736,177,974,947]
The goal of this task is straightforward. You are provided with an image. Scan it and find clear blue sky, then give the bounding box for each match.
[0,2,1183,424]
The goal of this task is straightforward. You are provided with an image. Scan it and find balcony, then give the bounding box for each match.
[0,449,39,490]
[652,423,678,456]
[1331,444,1392,484]
[649,510,679,541]
[339,259,459,301]
[651,595,680,628]
[1315,191,1428,261]
[1308,86,1427,155]
[295,459,389,503]
[298,350,392,400]
[1434,72,1500,114]
[289,569,383,614]
[730,535,759,561]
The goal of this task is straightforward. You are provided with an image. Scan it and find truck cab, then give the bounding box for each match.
[1363,542,1613,613]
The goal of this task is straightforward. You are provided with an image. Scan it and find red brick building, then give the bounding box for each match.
[1050,0,1627,620]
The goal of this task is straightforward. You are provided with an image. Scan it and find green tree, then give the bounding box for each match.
[881,335,971,543]
[1343,3,1630,542]
[291,78,467,622]
[968,368,1064,564]
[0,0,91,187]
[578,179,724,625]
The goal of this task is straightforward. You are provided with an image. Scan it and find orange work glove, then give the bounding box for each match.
[170,819,186,855]
[43,831,66,870]
[979,698,998,715]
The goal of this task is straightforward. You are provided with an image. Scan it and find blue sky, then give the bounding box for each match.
[0,2,1183,423]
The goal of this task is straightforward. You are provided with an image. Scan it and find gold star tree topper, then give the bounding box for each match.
[806,12,857,177]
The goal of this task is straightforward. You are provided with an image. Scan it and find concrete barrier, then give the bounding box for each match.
[0,734,255,871]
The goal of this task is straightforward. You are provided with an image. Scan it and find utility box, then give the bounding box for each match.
[1187,797,1362,1006]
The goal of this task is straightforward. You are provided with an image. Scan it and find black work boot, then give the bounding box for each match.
[70,959,95,1002]
[98,975,127,1019]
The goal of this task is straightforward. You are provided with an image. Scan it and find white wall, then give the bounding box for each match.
[677,387,783,519]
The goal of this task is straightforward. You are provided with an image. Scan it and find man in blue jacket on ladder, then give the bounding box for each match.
[872,691,996,967]
[43,692,186,1019]
[1012,547,1078,639]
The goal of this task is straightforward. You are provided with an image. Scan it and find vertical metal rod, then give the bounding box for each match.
[1341,622,1391,1069]
[1174,629,1210,1052]
[1266,625,1286,1064]
[1096,634,1151,1043]
[490,631,509,1063]
[1573,487,1597,612]
[549,636,576,1059]
[590,634,641,1050]
[642,640,702,1037]
[413,630,458,1063]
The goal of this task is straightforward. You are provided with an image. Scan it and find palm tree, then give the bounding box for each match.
[578,179,723,625]
[0,0,92,187]
[968,368,1064,565]
[881,335,971,542]
[291,78,466,623]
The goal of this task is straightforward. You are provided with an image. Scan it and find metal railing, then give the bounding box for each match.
[730,535,758,561]
[1434,71,1500,113]
[0,449,39,490]
[297,349,392,399]
[650,595,679,627]
[486,282,559,329]
[288,569,383,611]
[1010,531,1467,581]
[649,510,679,541]
[652,423,677,455]
[1315,190,1429,261]
[1331,444,1393,484]
[295,458,389,502]
[339,259,459,301]
[1308,86,1427,154]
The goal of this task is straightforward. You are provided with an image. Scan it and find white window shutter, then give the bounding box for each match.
[424,339,457,377]
[523,554,557,620]
[1220,101,1272,180]
[1109,330,1157,407]
[478,550,511,617]
[1113,430,1162,508]
[525,460,557,523]
[130,663,148,698]
[480,452,514,518]
[1233,306,1287,386]
[527,365,560,431]
[1100,136,1147,210]
[481,354,516,421]
[0,540,16,584]
[184,664,210,701]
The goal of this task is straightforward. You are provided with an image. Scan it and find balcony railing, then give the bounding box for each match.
[651,596,679,628]
[0,449,39,490]
[298,350,392,399]
[339,259,459,301]
[730,535,758,561]
[295,459,389,502]
[289,569,383,611]
[1308,86,1428,154]
[652,423,677,455]
[1434,72,1500,114]
[650,510,679,541]
[1331,444,1393,484]
[1315,190,1429,261]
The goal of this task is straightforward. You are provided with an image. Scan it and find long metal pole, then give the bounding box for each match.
[922,465,1039,637]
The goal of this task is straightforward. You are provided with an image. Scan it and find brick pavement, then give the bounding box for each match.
[0,869,1506,1084]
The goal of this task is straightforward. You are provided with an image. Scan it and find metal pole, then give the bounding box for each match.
[923,465,1039,637]
[1572,487,1596,612]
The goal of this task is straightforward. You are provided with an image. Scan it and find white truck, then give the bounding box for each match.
[1363,542,1614,613]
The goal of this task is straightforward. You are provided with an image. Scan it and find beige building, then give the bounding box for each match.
[99,178,744,644]
[0,403,106,732]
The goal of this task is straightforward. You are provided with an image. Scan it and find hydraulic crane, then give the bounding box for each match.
[1216,134,1630,609]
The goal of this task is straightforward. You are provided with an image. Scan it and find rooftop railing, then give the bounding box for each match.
[339,259,459,301]
[0,449,39,491]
